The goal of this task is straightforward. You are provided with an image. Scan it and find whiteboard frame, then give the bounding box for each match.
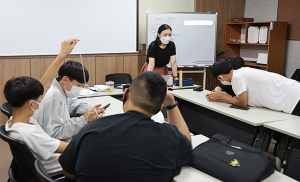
[146,12,217,66]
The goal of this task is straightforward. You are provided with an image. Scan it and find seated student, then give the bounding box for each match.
[59,71,192,182]
[206,59,300,115]
[213,55,244,96]
[35,61,104,142]
[4,39,79,173]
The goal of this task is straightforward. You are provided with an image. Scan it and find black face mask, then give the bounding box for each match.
[123,89,129,105]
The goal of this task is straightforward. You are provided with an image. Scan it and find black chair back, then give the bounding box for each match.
[34,159,56,182]
[105,73,132,85]
[8,159,22,182]
[291,69,300,81]
[0,102,13,119]
[0,125,39,182]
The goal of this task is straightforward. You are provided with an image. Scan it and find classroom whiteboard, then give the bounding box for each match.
[139,0,194,44]
[0,0,138,56]
[147,12,217,66]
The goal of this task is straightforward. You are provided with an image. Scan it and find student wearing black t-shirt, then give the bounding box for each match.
[140,24,178,80]
[59,72,192,182]
[213,56,244,96]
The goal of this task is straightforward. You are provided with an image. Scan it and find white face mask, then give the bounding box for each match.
[160,36,172,44]
[221,81,232,85]
[64,79,82,98]
[29,100,40,115]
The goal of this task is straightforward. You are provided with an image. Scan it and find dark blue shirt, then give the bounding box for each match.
[59,111,191,182]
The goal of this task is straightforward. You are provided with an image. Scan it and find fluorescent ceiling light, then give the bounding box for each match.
[183,20,214,26]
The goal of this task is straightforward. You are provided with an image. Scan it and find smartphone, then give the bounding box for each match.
[229,104,250,110]
[102,103,111,109]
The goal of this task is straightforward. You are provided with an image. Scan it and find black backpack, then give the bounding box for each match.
[191,134,275,182]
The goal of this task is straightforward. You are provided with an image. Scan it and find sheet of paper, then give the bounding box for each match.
[79,89,98,96]
[94,85,109,91]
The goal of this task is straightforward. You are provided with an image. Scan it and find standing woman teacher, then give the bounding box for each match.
[140,24,178,81]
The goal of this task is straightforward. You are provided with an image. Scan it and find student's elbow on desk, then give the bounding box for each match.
[240,101,248,108]
[233,99,248,107]
[230,92,248,107]
[237,92,248,107]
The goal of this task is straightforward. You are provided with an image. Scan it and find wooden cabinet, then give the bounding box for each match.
[224,21,288,75]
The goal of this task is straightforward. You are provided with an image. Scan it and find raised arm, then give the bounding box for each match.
[40,38,80,95]
[163,91,192,145]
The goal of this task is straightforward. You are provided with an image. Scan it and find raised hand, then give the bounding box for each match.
[59,38,80,57]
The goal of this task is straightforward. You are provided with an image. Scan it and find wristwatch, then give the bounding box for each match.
[165,101,178,110]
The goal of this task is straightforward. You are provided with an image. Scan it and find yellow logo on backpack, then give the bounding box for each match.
[229,159,240,167]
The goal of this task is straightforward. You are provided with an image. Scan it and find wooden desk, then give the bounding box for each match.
[173,135,297,182]
[169,89,294,146]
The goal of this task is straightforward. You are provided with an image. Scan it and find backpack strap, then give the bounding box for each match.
[211,134,232,144]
